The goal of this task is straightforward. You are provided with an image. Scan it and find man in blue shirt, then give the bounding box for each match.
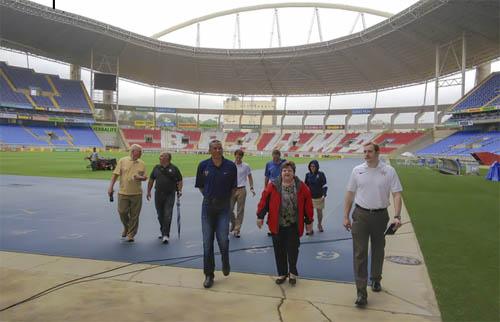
[195,140,237,288]
[264,149,286,186]
[264,149,286,236]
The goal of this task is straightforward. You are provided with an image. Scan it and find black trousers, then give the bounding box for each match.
[271,224,300,277]
[154,191,176,237]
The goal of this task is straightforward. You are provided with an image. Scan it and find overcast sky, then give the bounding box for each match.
[1,0,499,124]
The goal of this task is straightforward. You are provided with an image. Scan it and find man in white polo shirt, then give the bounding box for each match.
[343,142,403,306]
[229,149,255,238]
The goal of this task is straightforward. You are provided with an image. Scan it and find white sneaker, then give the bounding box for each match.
[162,236,169,244]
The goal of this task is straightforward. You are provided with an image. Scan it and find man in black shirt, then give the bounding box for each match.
[147,152,183,244]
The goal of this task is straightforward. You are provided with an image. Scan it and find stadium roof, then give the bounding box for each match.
[1,0,499,96]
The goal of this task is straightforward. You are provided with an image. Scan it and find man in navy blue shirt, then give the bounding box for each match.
[195,140,237,288]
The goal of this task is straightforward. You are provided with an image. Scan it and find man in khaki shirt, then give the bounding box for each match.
[108,144,147,242]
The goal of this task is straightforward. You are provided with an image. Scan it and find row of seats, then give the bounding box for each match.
[0,124,102,147]
[118,129,425,154]
[3,124,496,157]
[416,131,500,156]
[0,62,92,112]
[452,73,500,112]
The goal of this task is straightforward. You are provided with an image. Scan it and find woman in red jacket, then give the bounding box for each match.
[256,160,314,285]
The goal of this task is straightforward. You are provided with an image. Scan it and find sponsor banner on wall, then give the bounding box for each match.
[157,107,176,114]
[352,108,373,114]
[243,110,261,115]
[92,125,117,132]
[157,121,176,127]
[134,106,154,112]
[48,117,64,122]
[241,124,261,129]
[458,120,474,126]
[199,123,218,128]
[53,148,80,152]
[462,106,499,113]
[31,115,49,121]
[304,125,324,130]
[18,115,33,120]
[325,125,345,130]
[178,123,197,128]
[0,113,17,119]
[285,110,303,115]
[134,120,155,127]
[307,110,327,115]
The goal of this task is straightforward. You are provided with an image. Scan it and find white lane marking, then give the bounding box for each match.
[316,250,340,260]
[11,229,36,235]
[58,233,85,240]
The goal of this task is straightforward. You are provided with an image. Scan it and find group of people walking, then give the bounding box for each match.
[107,140,402,306]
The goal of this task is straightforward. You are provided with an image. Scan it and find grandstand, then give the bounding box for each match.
[0,61,102,149]
[0,56,497,159]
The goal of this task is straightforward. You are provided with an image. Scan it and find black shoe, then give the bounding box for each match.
[371,281,382,292]
[222,262,230,276]
[275,276,287,284]
[355,289,367,306]
[355,295,367,306]
[203,275,214,288]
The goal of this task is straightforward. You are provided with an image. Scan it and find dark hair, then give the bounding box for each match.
[363,141,380,153]
[234,149,244,157]
[272,149,281,156]
[281,160,296,173]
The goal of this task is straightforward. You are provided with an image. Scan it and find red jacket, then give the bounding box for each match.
[257,177,314,236]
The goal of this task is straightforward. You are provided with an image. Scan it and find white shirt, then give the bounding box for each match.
[346,161,403,209]
[235,162,252,188]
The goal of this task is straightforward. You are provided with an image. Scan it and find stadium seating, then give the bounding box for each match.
[122,128,161,149]
[225,131,246,144]
[0,75,33,109]
[239,132,259,150]
[416,131,500,156]
[199,131,223,150]
[374,132,424,145]
[256,132,276,151]
[452,73,500,112]
[65,126,103,147]
[0,124,103,147]
[49,76,91,112]
[2,64,52,92]
[31,95,55,109]
[0,62,92,112]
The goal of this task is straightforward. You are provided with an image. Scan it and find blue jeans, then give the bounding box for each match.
[201,198,230,277]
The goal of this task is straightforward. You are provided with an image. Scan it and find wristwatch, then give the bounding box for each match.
[394,215,401,220]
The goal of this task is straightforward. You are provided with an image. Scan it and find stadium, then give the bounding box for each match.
[0,0,499,321]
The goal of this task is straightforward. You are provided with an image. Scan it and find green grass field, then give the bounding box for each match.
[0,151,315,179]
[395,165,499,322]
